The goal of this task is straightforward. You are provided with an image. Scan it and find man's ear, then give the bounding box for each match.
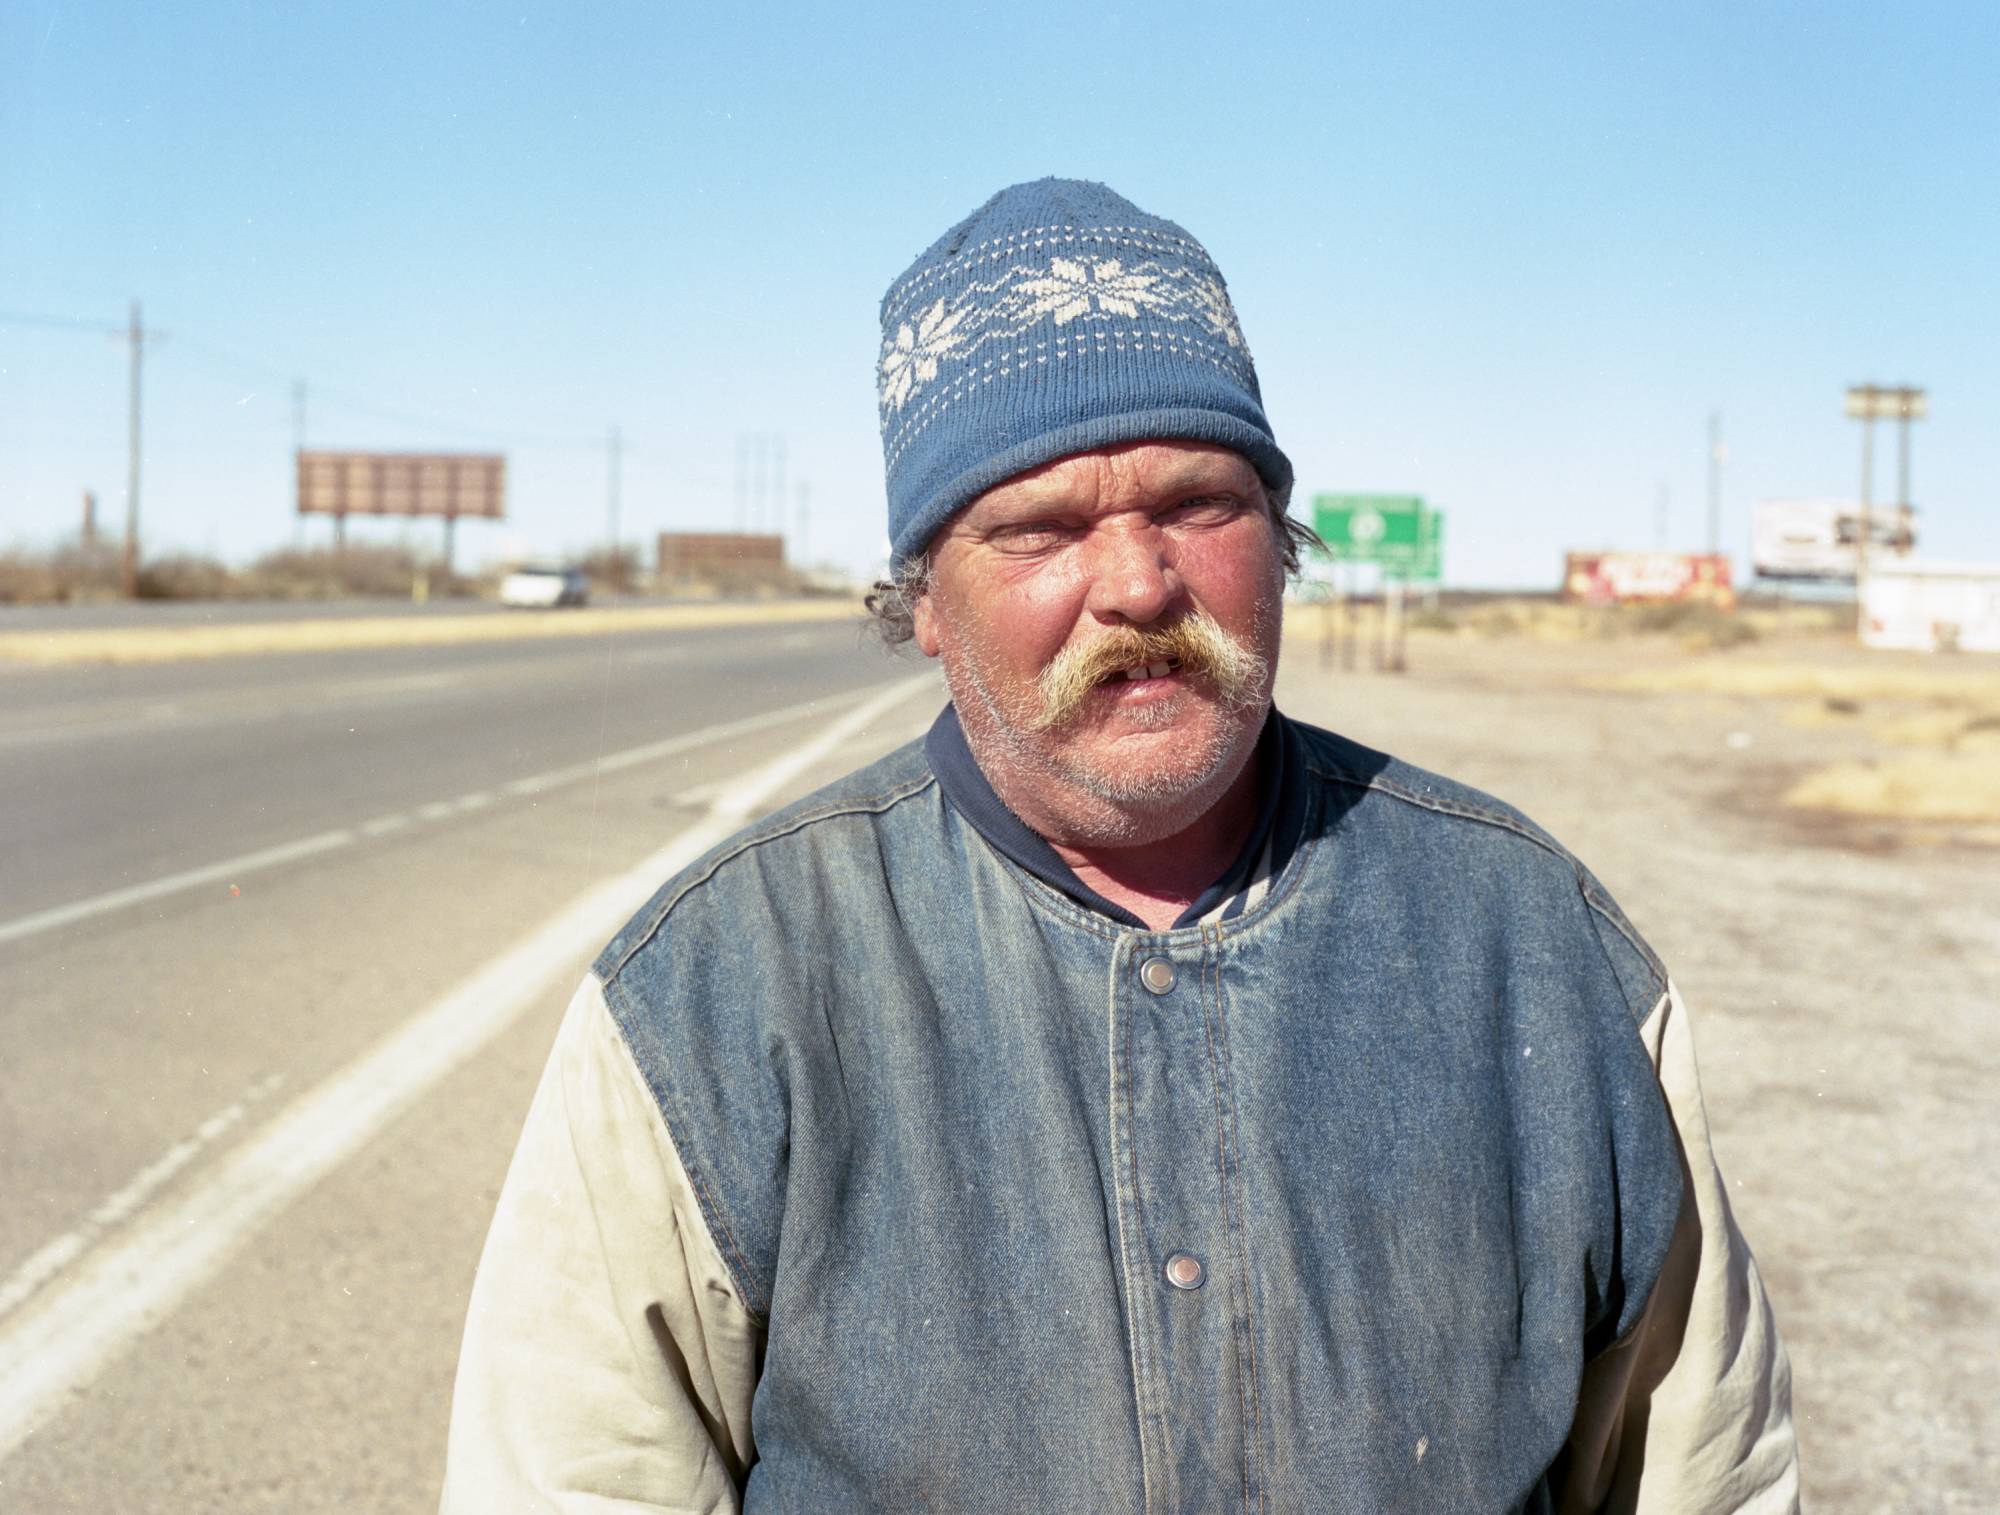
[912,592,942,658]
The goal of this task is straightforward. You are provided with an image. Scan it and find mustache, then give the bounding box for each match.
[1029,609,1267,732]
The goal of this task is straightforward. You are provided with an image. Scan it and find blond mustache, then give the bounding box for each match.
[1030,609,1266,731]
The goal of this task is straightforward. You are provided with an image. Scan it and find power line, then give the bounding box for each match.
[168,331,604,451]
[6,305,609,453]
[0,309,130,336]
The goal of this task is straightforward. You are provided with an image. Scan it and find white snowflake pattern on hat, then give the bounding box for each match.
[1187,274,1248,351]
[879,298,972,413]
[1013,258,1168,326]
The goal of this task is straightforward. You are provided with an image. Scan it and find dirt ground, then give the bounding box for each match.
[1272,623,1999,1514]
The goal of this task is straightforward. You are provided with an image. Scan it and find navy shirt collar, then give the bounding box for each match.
[923,703,1305,930]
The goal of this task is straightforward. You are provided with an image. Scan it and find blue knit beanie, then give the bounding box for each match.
[878,177,1292,569]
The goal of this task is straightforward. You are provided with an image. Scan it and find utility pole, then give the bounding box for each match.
[122,300,145,597]
[795,481,810,565]
[772,437,787,539]
[82,490,98,549]
[734,435,749,529]
[604,421,620,551]
[607,424,624,585]
[1706,411,1723,557]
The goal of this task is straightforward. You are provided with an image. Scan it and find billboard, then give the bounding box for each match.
[1311,495,1443,581]
[1563,552,1735,608]
[1751,498,1915,582]
[656,532,785,578]
[296,451,506,520]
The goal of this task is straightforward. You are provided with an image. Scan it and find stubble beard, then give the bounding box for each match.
[943,604,1279,841]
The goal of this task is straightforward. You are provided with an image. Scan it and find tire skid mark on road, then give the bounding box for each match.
[0,673,933,1464]
[0,688,900,950]
[0,1075,288,1321]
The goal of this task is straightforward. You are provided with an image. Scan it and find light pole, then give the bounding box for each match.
[1706,411,1723,558]
[1844,384,1927,598]
[607,424,623,585]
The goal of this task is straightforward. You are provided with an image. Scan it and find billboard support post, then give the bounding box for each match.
[1310,495,1443,676]
[1343,568,1358,671]
[1389,578,1408,673]
[1856,401,1874,594]
[1845,384,1928,615]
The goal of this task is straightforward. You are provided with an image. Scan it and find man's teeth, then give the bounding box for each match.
[1120,661,1175,682]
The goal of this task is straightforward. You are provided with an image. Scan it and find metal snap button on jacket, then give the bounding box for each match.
[1139,956,1177,995]
[1164,1252,1205,1290]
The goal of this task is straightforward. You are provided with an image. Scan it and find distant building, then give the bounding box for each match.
[656,532,787,590]
[1862,561,2000,653]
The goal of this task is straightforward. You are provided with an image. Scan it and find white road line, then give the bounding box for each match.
[0,1075,286,1320]
[0,673,466,752]
[0,832,358,947]
[0,687,902,950]
[0,674,931,1461]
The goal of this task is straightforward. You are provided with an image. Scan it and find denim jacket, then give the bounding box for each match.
[443,715,1798,1513]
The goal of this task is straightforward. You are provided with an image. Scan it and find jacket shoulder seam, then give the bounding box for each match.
[1581,884,1669,997]
[1304,753,1668,1001]
[605,771,936,982]
[594,981,769,1322]
[1303,756,1573,863]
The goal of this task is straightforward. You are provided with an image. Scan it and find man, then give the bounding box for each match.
[443,179,1798,1512]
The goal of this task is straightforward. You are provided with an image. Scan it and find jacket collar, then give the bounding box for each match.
[923,703,1305,930]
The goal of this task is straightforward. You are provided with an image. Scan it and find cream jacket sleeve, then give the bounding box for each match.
[1560,981,1801,1514]
[440,978,764,1514]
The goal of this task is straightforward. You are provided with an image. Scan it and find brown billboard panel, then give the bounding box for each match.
[295,451,506,520]
[656,532,786,577]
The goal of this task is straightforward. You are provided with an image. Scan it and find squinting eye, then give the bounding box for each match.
[990,522,1078,553]
[1165,497,1244,526]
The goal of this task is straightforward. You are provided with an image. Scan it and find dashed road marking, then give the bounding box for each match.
[0,689,900,950]
[0,674,932,1462]
[0,1075,287,1322]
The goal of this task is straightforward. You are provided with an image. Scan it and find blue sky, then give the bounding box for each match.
[3,1,1994,585]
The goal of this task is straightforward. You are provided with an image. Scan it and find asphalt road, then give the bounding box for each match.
[0,614,942,1510]
[1,619,1992,1510]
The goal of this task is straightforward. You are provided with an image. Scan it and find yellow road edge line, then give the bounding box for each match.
[0,598,867,668]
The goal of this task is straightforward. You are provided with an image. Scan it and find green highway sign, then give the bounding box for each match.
[1311,494,1443,581]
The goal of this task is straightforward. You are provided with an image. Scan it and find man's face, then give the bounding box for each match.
[912,440,1286,845]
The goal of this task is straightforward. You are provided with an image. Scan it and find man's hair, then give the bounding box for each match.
[864,482,1320,646]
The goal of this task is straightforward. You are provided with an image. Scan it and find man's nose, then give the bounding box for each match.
[1081,524,1181,625]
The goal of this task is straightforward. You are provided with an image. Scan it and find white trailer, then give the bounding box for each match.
[1861,561,2000,653]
